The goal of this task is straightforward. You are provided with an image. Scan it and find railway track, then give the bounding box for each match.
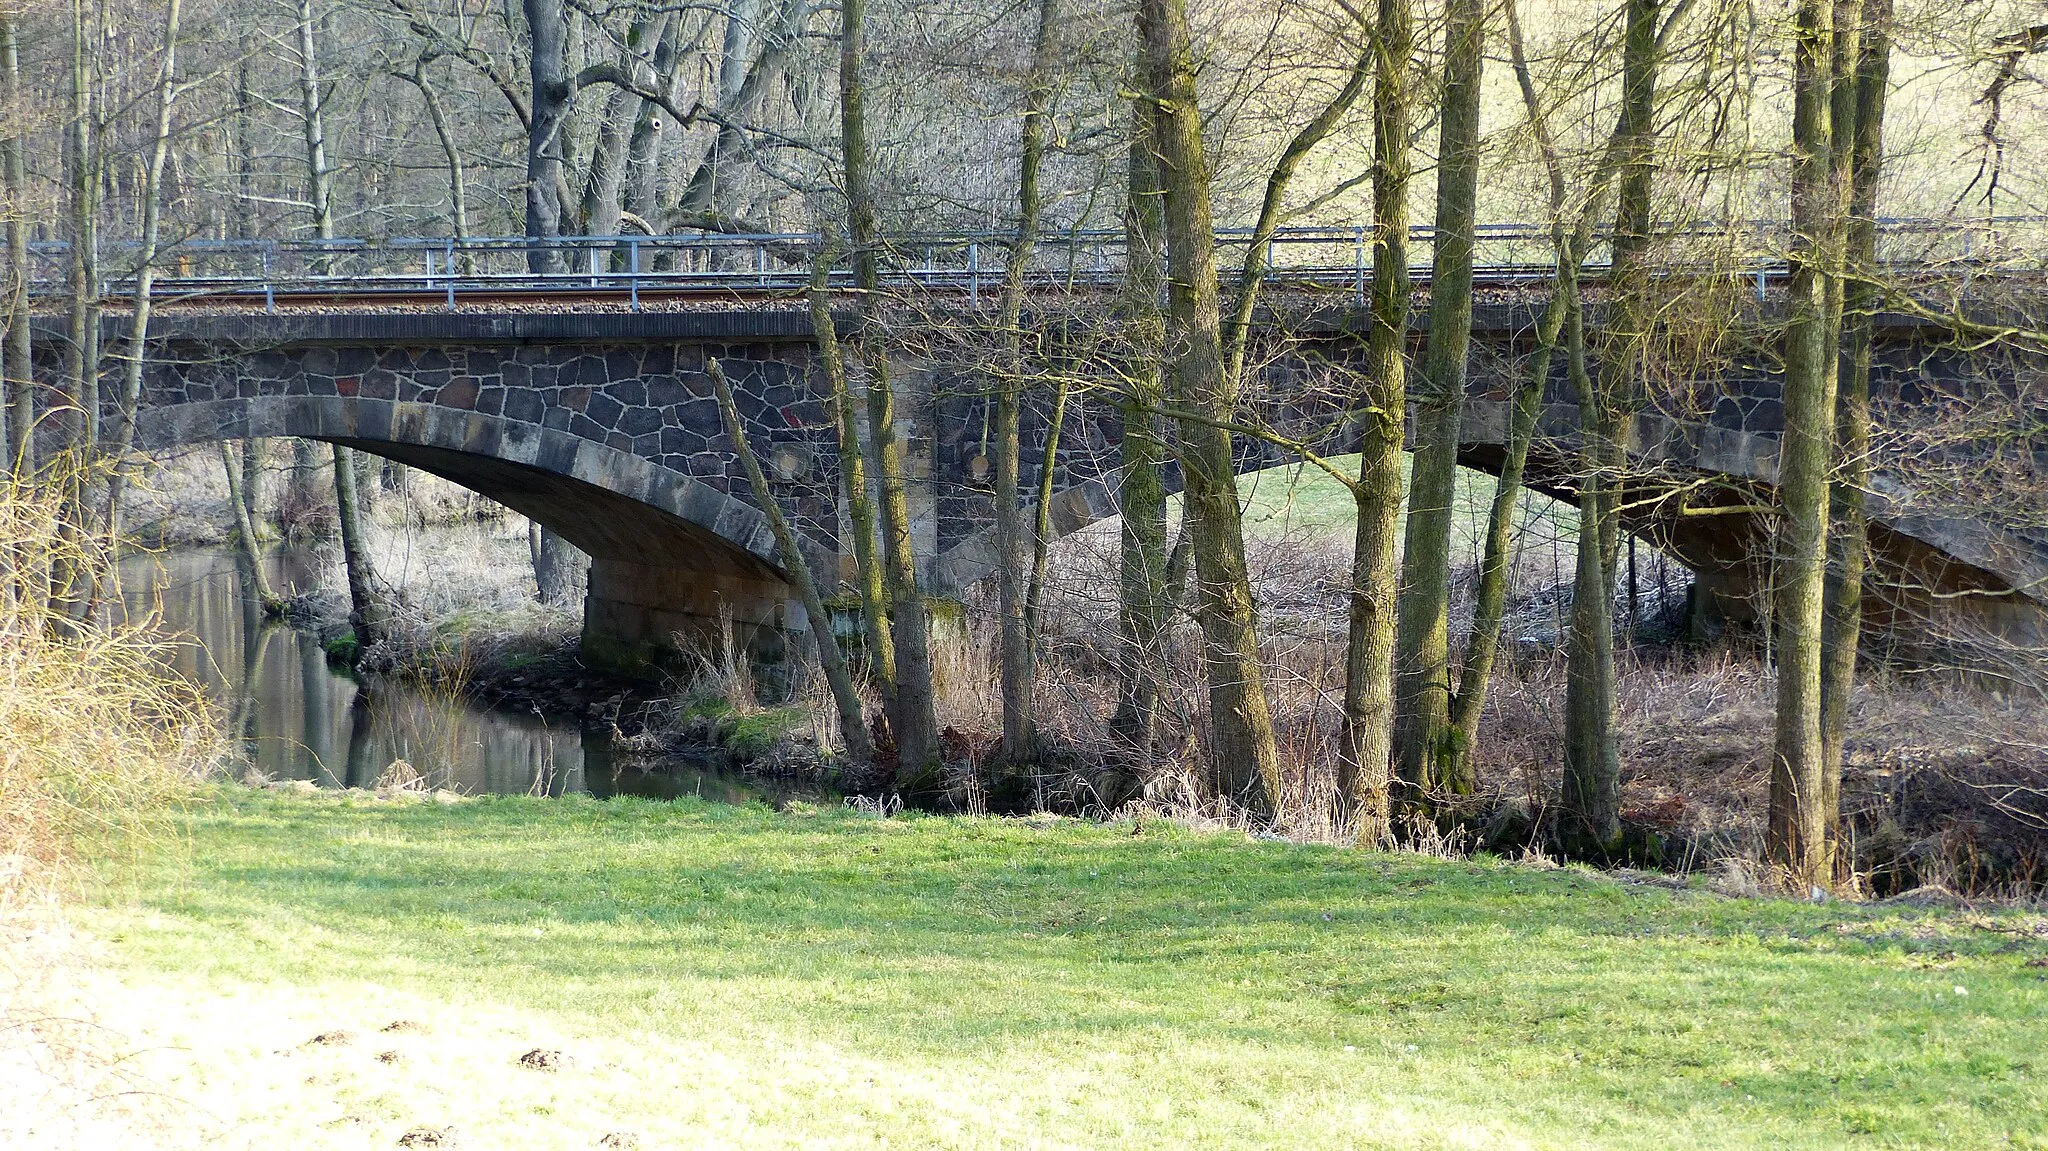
[98,262,1784,314]
[14,215,2032,312]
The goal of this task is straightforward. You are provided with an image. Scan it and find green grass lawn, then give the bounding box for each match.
[1185,454,1577,555]
[74,789,2048,1149]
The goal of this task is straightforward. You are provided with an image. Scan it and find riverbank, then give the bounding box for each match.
[43,787,2048,1149]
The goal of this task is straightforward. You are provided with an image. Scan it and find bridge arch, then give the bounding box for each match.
[135,393,801,670]
[83,303,2048,670]
[929,393,2048,657]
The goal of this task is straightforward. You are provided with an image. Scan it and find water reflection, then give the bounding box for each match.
[113,546,799,803]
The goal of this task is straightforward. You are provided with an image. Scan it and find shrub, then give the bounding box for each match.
[0,470,219,904]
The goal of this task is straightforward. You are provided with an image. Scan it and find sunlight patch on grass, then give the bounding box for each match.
[1165,453,1578,556]
[64,791,2048,1150]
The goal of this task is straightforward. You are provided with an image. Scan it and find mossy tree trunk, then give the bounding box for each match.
[0,12,28,480]
[1392,0,1486,808]
[1770,0,1861,891]
[842,0,938,777]
[1337,0,1416,844]
[1451,0,1598,788]
[710,358,873,764]
[48,0,101,627]
[1111,95,1170,768]
[332,444,386,654]
[809,255,895,704]
[1561,0,1662,857]
[992,0,1061,767]
[1820,0,1890,872]
[221,442,280,611]
[1138,0,1280,818]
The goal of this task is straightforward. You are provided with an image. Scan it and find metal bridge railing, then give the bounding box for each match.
[12,216,2044,314]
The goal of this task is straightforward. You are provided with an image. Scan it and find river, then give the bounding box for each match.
[115,545,795,803]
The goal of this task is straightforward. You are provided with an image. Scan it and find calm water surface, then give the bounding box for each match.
[115,546,793,802]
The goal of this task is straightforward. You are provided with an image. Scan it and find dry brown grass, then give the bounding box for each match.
[1,467,225,1147]
[1,473,219,903]
[968,500,2048,892]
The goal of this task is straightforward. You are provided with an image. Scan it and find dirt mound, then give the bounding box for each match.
[517,1048,570,1071]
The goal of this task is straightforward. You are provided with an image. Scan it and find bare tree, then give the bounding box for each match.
[523,0,572,271]
[0,10,27,479]
[220,441,281,610]
[1820,0,1891,873]
[293,0,387,644]
[62,0,100,461]
[1770,0,1862,890]
[101,0,187,541]
[1561,0,1665,856]
[992,0,1061,766]
[1111,93,1170,767]
[808,253,895,703]
[710,357,872,764]
[1392,0,1487,807]
[1338,0,1417,842]
[1458,0,1604,794]
[1138,0,1280,817]
[332,440,387,652]
[843,0,939,777]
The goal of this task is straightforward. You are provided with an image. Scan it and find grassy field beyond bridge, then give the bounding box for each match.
[64,790,2048,1149]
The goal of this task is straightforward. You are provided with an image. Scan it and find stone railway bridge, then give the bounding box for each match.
[48,302,2046,671]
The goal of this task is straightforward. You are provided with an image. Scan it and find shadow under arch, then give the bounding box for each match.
[135,393,801,671]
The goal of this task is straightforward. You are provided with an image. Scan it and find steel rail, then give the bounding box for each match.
[9,216,2038,314]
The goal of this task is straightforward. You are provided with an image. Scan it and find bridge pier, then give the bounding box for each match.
[579,558,801,677]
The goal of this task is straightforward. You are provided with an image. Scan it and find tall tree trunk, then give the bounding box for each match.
[530,530,577,594]
[1562,0,1661,856]
[242,437,268,537]
[809,255,894,701]
[63,0,99,460]
[295,0,334,249]
[580,84,636,237]
[524,0,571,274]
[101,0,184,543]
[710,359,873,763]
[1465,0,1601,792]
[1452,302,1565,767]
[290,0,381,642]
[515,0,581,587]
[332,443,385,653]
[1337,0,1416,843]
[0,13,28,479]
[1770,0,1855,890]
[576,11,668,236]
[234,34,258,237]
[992,0,1061,765]
[670,0,777,231]
[1024,373,1069,641]
[528,521,581,605]
[407,65,471,246]
[621,16,682,232]
[1139,0,1281,818]
[287,436,323,532]
[1392,0,1487,805]
[842,0,938,777]
[221,441,279,610]
[1820,0,1890,868]
[1112,94,1170,768]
